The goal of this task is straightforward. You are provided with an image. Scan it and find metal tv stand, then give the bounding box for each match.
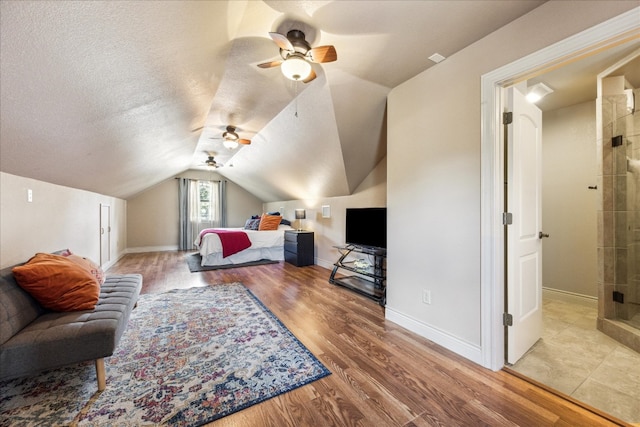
[329,244,386,306]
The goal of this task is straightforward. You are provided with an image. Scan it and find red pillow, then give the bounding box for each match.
[12,253,100,311]
[258,214,282,231]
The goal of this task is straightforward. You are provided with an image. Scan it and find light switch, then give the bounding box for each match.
[27,189,33,202]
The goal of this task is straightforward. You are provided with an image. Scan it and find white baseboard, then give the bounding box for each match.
[542,287,597,308]
[126,245,179,253]
[318,256,484,365]
[102,250,126,272]
[385,307,483,366]
[315,257,334,270]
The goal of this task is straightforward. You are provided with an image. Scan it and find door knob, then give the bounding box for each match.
[539,231,550,239]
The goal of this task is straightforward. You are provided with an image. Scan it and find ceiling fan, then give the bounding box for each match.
[210,125,251,150]
[258,29,337,83]
[202,153,223,168]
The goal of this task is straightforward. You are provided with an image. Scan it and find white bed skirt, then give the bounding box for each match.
[201,246,284,266]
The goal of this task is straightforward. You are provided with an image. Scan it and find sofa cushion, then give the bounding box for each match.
[12,253,100,312]
[0,266,44,346]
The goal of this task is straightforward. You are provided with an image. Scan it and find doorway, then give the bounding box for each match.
[508,74,640,422]
[480,8,640,372]
[480,7,640,425]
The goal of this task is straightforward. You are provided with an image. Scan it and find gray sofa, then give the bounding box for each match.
[0,261,142,391]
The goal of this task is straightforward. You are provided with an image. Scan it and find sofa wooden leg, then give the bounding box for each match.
[96,358,106,391]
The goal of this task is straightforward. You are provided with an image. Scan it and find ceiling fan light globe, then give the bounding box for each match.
[223,139,239,150]
[281,56,311,81]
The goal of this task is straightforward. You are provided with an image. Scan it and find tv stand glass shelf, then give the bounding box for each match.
[329,245,386,306]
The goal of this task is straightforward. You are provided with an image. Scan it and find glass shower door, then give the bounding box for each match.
[610,89,640,328]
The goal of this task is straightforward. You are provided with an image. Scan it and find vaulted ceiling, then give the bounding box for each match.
[0,1,549,201]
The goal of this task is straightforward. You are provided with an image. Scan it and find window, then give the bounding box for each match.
[199,181,213,222]
[179,178,225,250]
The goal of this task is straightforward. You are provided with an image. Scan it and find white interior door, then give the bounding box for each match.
[100,204,111,266]
[506,86,544,364]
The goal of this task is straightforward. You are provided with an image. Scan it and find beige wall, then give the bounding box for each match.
[263,157,386,269]
[126,170,263,251]
[0,172,126,269]
[127,178,178,251]
[542,101,598,297]
[386,1,637,353]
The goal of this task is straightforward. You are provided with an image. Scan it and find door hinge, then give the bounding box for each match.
[503,112,513,125]
[503,313,513,327]
[503,212,513,225]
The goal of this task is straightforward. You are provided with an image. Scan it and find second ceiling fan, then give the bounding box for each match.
[211,125,251,150]
[258,29,337,83]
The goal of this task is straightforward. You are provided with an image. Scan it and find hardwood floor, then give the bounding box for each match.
[108,252,630,426]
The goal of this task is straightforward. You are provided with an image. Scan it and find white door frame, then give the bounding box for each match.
[480,8,640,371]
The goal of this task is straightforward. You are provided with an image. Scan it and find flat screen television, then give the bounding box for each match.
[345,207,387,251]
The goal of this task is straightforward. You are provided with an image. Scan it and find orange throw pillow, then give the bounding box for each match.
[258,214,282,231]
[12,253,100,311]
[67,254,106,285]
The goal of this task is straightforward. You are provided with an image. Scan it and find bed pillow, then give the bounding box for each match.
[244,218,261,230]
[12,253,100,312]
[67,254,106,285]
[258,214,282,231]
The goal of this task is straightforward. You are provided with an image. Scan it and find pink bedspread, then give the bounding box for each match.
[197,229,251,258]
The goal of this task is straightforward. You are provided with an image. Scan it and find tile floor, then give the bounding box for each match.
[510,294,640,423]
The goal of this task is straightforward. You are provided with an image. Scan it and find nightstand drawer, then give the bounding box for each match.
[284,241,298,253]
[284,232,299,243]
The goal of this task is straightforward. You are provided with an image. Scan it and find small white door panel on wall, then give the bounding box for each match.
[506,87,544,364]
[100,204,111,266]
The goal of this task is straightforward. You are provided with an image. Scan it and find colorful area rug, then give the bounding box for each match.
[186,253,279,272]
[0,283,330,426]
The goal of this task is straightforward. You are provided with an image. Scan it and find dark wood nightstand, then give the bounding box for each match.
[284,230,314,266]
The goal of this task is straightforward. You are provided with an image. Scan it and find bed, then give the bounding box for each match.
[194,225,293,266]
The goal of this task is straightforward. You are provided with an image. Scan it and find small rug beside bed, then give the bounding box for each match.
[186,252,279,272]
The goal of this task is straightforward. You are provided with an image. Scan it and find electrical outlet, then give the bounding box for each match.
[27,189,33,203]
[422,289,431,305]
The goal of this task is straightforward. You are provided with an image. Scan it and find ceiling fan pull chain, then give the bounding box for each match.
[294,81,299,118]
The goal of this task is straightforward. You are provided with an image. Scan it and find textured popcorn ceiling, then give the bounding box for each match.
[1,0,588,200]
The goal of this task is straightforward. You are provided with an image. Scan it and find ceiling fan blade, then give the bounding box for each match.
[269,32,294,51]
[302,68,317,84]
[238,139,251,145]
[308,45,337,63]
[257,60,282,69]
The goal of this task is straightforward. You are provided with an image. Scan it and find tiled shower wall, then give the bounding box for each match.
[597,88,640,352]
